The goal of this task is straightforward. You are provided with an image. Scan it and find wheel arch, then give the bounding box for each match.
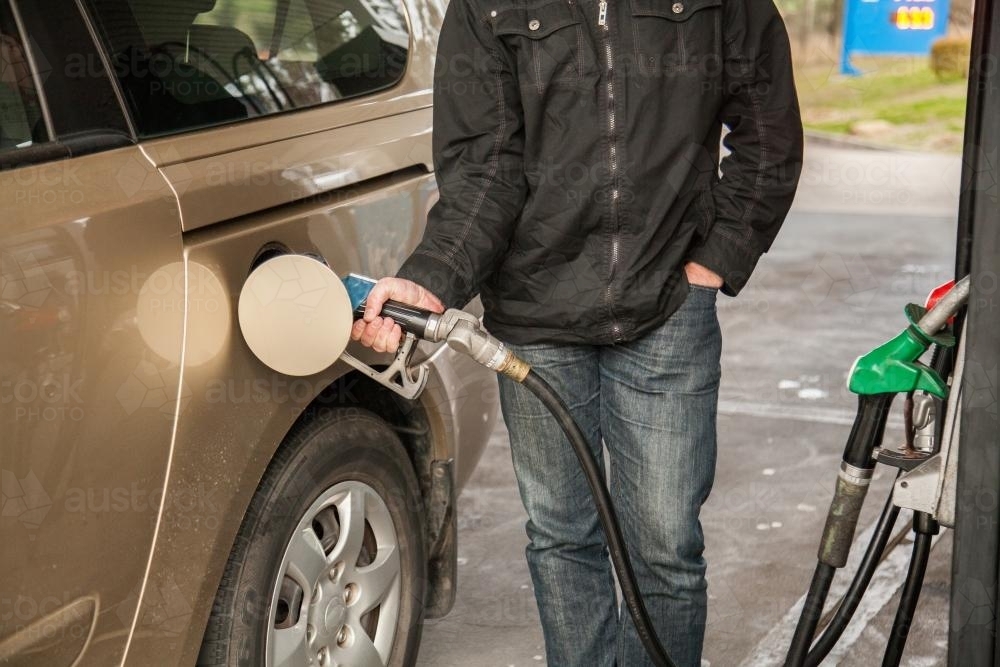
[293,371,440,509]
[273,368,462,620]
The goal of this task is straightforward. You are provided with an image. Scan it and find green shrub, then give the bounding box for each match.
[930,37,972,80]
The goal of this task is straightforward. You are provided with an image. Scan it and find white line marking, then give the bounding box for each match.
[738,510,942,666]
[737,514,896,667]
[718,400,905,430]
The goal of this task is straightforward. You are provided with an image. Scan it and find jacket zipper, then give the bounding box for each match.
[598,0,622,340]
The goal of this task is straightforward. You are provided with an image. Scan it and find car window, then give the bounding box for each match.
[0,1,49,152]
[84,0,410,138]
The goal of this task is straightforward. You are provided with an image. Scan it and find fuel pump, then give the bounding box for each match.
[785,276,970,667]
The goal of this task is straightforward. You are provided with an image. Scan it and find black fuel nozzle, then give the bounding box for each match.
[352,299,438,341]
[345,274,524,379]
[344,273,440,341]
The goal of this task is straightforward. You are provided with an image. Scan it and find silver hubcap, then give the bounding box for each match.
[266,481,401,667]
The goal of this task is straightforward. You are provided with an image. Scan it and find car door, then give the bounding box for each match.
[0,1,186,664]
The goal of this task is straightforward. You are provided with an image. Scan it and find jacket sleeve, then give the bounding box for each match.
[686,0,803,296]
[395,0,527,308]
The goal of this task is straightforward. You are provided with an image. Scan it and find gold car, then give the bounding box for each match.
[0,0,497,665]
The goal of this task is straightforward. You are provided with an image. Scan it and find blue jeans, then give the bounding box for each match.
[497,284,722,667]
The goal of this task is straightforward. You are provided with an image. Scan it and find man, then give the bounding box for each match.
[353,0,802,663]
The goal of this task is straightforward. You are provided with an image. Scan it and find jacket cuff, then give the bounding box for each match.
[396,250,475,310]
[686,229,762,296]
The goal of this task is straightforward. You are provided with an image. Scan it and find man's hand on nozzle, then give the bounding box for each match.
[351,277,445,353]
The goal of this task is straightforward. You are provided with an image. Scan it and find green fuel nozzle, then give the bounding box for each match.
[847,276,969,399]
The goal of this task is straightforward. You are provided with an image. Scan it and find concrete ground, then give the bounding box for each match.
[418,143,964,666]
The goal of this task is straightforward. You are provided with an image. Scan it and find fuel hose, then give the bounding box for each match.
[519,368,676,667]
[803,486,901,666]
[881,529,933,667]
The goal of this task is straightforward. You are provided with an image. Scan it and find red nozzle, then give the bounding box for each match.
[925,280,957,325]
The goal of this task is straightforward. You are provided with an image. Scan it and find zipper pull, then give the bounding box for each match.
[598,0,607,26]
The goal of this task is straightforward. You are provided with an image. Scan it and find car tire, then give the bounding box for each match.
[197,407,426,667]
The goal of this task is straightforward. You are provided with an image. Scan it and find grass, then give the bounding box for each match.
[795,56,968,152]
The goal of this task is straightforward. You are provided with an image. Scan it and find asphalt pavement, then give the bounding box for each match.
[417,142,964,667]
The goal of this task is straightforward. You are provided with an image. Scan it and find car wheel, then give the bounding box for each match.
[197,407,426,667]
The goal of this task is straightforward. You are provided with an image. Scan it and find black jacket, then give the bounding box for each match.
[397,0,803,344]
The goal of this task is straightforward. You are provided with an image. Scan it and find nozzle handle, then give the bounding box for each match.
[354,300,434,339]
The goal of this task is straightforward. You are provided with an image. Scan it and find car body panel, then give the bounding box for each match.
[155,108,432,231]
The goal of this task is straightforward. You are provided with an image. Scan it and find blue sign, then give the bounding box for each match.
[841,0,951,75]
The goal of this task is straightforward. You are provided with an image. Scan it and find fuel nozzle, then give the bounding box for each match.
[345,273,530,381]
[358,300,529,381]
[353,299,438,340]
[423,309,531,381]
